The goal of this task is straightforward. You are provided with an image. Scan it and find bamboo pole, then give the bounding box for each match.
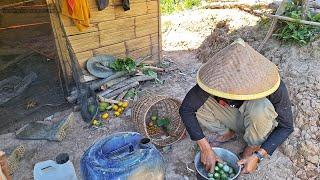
[0,0,35,9]
[264,13,320,26]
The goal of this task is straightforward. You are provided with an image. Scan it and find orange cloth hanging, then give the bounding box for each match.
[67,0,75,15]
[61,0,90,32]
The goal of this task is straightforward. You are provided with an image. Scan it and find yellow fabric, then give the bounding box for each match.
[61,0,91,31]
[196,72,281,100]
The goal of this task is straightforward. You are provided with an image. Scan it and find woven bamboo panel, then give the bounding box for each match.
[68,32,100,53]
[98,18,134,32]
[151,44,159,55]
[128,46,151,59]
[100,29,135,46]
[150,33,159,45]
[115,2,147,18]
[135,13,158,23]
[93,42,126,56]
[136,20,158,37]
[76,50,93,68]
[147,1,158,14]
[113,0,147,5]
[90,7,116,23]
[132,95,186,146]
[126,36,151,52]
[65,26,98,36]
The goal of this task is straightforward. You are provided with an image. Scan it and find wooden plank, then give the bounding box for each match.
[90,6,116,23]
[147,1,158,14]
[135,13,158,23]
[76,50,93,68]
[136,19,158,37]
[100,29,135,46]
[151,44,159,55]
[128,46,151,59]
[113,0,146,5]
[98,18,134,32]
[65,26,98,36]
[93,42,126,56]
[150,33,159,45]
[68,32,100,53]
[114,2,147,18]
[125,35,151,52]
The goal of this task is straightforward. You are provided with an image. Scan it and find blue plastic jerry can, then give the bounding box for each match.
[34,153,78,180]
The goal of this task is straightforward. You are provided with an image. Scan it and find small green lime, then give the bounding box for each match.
[207,173,213,178]
[151,115,157,121]
[222,165,230,173]
[217,162,224,168]
[214,173,220,179]
[88,105,95,114]
[221,173,228,180]
[214,166,220,171]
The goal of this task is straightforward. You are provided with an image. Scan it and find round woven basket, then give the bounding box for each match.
[132,95,186,146]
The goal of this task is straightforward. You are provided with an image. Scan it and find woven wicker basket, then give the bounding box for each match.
[132,95,186,146]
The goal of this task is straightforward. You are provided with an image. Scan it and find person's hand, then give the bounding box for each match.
[237,155,259,174]
[197,138,221,172]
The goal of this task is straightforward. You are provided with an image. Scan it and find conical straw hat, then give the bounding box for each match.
[196,38,280,100]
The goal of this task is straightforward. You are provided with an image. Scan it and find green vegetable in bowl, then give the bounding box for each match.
[217,162,224,169]
[214,173,220,179]
[207,173,213,178]
[222,164,230,173]
[214,166,220,171]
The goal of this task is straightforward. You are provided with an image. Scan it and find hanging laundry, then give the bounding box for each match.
[122,0,130,11]
[97,0,109,11]
[61,0,91,32]
[67,0,75,15]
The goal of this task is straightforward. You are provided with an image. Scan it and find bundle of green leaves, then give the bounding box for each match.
[109,57,137,72]
[274,2,320,45]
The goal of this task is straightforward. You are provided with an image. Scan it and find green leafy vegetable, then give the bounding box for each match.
[156,118,170,127]
[143,69,163,84]
[124,88,137,99]
[109,57,136,72]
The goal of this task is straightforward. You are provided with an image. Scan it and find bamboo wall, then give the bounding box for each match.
[57,0,161,69]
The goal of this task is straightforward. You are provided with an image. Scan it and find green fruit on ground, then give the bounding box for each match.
[100,102,109,108]
[151,115,157,121]
[222,165,230,173]
[99,105,106,112]
[207,173,213,178]
[217,162,224,168]
[88,105,95,114]
[214,173,220,179]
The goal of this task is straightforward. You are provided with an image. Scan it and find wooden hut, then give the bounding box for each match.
[46,0,162,74]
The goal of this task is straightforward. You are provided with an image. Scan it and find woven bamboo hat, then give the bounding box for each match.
[196,38,280,100]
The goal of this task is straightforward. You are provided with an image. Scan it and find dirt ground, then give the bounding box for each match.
[1,5,319,180]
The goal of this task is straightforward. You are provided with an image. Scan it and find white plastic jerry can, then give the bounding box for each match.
[34,153,78,180]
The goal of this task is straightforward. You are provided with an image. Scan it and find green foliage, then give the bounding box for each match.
[156,118,170,127]
[160,0,201,15]
[124,88,137,99]
[274,2,320,45]
[183,0,201,9]
[109,57,136,72]
[143,69,163,83]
